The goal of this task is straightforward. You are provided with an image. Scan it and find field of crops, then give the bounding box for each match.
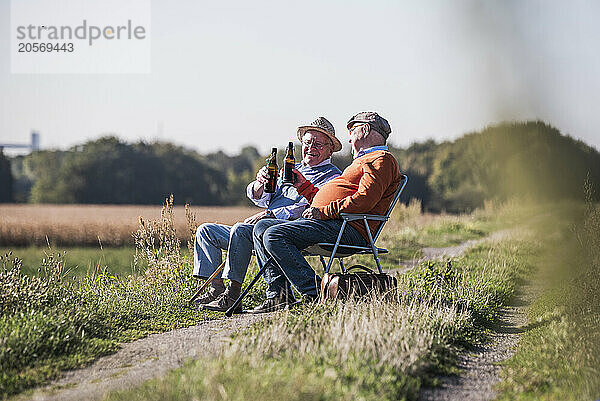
[0,204,260,247]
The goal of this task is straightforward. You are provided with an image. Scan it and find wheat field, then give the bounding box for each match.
[0,204,260,246]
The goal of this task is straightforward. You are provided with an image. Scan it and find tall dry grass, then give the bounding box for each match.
[0,204,259,246]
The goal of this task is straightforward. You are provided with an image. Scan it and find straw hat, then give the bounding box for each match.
[297,116,342,152]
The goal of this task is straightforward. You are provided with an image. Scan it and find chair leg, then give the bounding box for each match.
[187,260,226,304]
[326,220,347,273]
[373,252,383,274]
[338,258,347,273]
[225,256,271,317]
[319,255,327,271]
[363,217,383,273]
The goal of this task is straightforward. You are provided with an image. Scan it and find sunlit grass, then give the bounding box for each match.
[497,200,600,400]
[107,234,535,401]
[0,246,139,277]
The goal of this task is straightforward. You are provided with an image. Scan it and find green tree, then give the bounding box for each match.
[29,137,230,205]
[427,121,600,212]
[27,150,68,203]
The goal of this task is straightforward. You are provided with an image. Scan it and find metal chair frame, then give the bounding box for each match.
[304,174,408,274]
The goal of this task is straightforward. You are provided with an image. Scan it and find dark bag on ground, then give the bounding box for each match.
[320,265,397,302]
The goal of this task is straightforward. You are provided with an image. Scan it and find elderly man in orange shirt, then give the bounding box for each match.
[250,111,403,313]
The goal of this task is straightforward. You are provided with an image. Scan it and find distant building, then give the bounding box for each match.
[0,132,40,153]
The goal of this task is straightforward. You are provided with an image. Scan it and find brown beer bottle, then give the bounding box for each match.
[283,142,295,184]
[265,147,278,193]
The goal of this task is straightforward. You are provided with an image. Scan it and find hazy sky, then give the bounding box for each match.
[1,0,599,155]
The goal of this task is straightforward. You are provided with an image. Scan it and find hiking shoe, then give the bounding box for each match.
[202,289,243,314]
[249,292,296,314]
[289,294,318,309]
[191,285,224,305]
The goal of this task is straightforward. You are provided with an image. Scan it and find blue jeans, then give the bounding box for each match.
[252,218,294,299]
[255,218,366,298]
[193,222,254,283]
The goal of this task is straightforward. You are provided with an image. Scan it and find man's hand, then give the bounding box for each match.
[292,169,308,189]
[302,206,322,220]
[244,210,271,224]
[251,166,270,198]
[255,166,270,185]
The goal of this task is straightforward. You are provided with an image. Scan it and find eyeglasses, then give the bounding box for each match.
[302,139,330,150]
[348,123,367,133]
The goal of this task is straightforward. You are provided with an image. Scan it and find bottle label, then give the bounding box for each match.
[283,162,294,183]
[265,166,277,193]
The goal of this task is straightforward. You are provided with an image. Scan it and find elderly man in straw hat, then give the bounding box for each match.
[195,117,343,313]
[251,112,403,313]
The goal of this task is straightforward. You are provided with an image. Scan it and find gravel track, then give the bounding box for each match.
[21,314,267,401]
[417,229,531,401]
[418,286,531,401]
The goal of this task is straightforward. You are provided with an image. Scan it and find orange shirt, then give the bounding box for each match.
[297,150,402,240]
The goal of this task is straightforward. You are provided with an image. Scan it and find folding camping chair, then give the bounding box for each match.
[224,174,408,316]
[303,173,408,274]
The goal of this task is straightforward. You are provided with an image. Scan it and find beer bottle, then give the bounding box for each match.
[283,141,295,184]
[265,147,278,193]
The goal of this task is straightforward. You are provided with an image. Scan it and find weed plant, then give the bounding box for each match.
[0,196,233,398]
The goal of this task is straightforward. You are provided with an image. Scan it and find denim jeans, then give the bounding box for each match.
[255,218,366,298]
[193,222,254,283]
[252,218,294,299]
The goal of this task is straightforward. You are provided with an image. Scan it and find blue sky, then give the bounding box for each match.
[1,0,599,155]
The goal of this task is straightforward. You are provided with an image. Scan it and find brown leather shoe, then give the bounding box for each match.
[202,289,243,314]
[192,285,224,305]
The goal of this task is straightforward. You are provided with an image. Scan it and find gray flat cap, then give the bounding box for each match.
[347,111,391,139]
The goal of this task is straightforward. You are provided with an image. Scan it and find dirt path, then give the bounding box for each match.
[21,229,523,401]
[417,230,531,401]
[21,314,267,401]
[418,285,531,401]
[395,229,515,272]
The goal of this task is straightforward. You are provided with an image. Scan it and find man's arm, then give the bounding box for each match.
[246,166,273,207]
[246,181,272,207]
[293,169,320,203]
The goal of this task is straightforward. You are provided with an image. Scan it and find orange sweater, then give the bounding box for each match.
[297,150,402,240]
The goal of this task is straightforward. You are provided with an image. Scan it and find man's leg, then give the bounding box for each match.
[221,222,255,283]
[192,223,232,303]
[193,223,232,278]
[253,218,294,299]
[204,219,291,313]
[262,219,366,298]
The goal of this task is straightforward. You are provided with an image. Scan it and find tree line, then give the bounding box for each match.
[2,121,599,211]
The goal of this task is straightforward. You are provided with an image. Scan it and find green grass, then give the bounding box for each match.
[0,197,272,399]
[106,230,535,401]
[107,200,597,401]
[496,201,600,400]
[0,246,139,277]
[4,199,593,400]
